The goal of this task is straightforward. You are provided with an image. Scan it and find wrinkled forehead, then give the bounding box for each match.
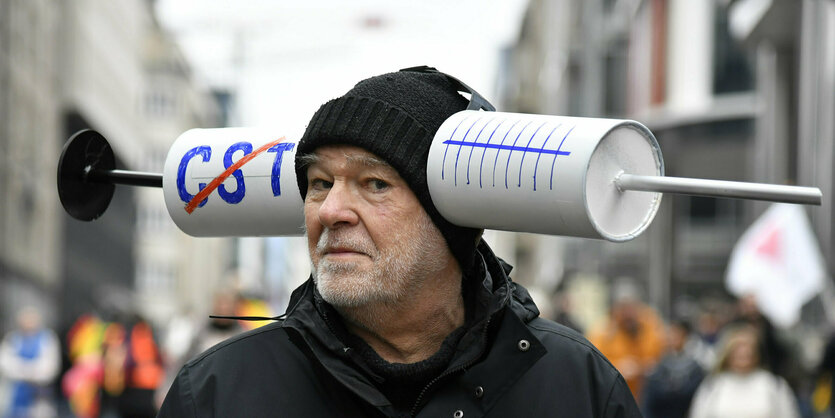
[300,145,394,172]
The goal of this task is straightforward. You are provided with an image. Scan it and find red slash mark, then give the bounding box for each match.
[185,137,287,214]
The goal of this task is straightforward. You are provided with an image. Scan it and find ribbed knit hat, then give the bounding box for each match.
[295,68,483,271]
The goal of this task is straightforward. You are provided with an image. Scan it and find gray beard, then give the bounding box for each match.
[310,214,447,310]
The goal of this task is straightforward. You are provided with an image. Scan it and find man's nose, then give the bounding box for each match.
[317,182,359,228]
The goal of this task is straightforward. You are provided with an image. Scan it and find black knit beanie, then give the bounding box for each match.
[295,68,482,271]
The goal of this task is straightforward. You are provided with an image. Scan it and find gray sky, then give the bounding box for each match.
[156,0,529,139]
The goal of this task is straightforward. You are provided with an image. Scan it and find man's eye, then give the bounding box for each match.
[310,178,333,190]
[369,179,389,191]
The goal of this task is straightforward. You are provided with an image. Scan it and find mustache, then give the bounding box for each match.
[316,229,376,257]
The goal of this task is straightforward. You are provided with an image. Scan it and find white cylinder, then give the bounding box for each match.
[162,128,305,236]
[426,110,664,241]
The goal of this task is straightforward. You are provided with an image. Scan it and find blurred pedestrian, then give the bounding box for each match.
[588,279,665,401]
[729,294,790,379]
[116,316,164,418]
[99,322,127,416]
[187,287,245,359]
[641,319,706,418]
[62,314,105,418]
[0,306,61,417]
[816,331,835,417]
[155,288,244,408]
[551,290,584,334]
[692,308,723,370]
[688,325,799,418]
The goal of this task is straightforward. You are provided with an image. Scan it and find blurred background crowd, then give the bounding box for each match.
[4,275,835,417]
[1,0,833,416]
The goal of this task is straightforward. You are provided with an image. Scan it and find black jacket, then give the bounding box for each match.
[158,242,641,417]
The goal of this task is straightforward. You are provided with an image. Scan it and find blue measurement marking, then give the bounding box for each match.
[492,119,521,187]
[441,141,573,156]
[517,121,547,187]
[441,116,469,181]
[550,125,576,190]
[465,117,497,185]
[532,124,561,191]
[504,121,534,189]
[479,119,506,188]
[453,117,483,186]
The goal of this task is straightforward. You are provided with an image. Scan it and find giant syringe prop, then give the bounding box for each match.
[57,111,822,241]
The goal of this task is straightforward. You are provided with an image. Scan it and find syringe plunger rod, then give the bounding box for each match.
[59,114,824,241]
[84,167,163,188]
[615,174,822,206]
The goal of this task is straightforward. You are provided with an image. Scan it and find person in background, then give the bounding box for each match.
[155,288,245,409]
[641,319,706,418]
[550,288,584,334]
[95,314,165,418]
[691,307,723,371]
[729,294,790,379]
[116,316,164,418]
[815,330,835,417]
[187,287,245,358]
[61,314,107,418]
[688,325,799,418]
[0,306,61,417]
[588,279,665,402]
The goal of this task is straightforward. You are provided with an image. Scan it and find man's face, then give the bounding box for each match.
[303,145,450,309]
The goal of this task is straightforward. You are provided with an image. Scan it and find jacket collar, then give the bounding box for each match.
[280,240,541,410]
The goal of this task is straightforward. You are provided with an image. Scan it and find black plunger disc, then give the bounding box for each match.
[57,130,116,221]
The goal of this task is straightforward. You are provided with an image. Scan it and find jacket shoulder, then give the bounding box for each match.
[471,315,641,417]
[527,317,620,374]
[528,317,641,416]
[160,321,333,417]
[185,320,289,366]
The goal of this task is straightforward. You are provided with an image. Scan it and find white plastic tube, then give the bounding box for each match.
[162,128,304,236]
[426,110,664,241]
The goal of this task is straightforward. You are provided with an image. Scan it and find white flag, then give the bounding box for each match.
[725,203,827,328]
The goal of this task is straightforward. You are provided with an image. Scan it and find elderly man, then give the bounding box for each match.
[158,67,641,417]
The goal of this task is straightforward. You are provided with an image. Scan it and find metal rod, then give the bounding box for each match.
[615,173,822,206]
[84,167,163,188]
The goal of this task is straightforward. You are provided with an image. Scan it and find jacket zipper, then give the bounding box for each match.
[409,315,493,418]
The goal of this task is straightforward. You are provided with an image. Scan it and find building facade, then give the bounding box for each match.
[0,0,230,334]
[501,0,833,323]
[0,0,63,330]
